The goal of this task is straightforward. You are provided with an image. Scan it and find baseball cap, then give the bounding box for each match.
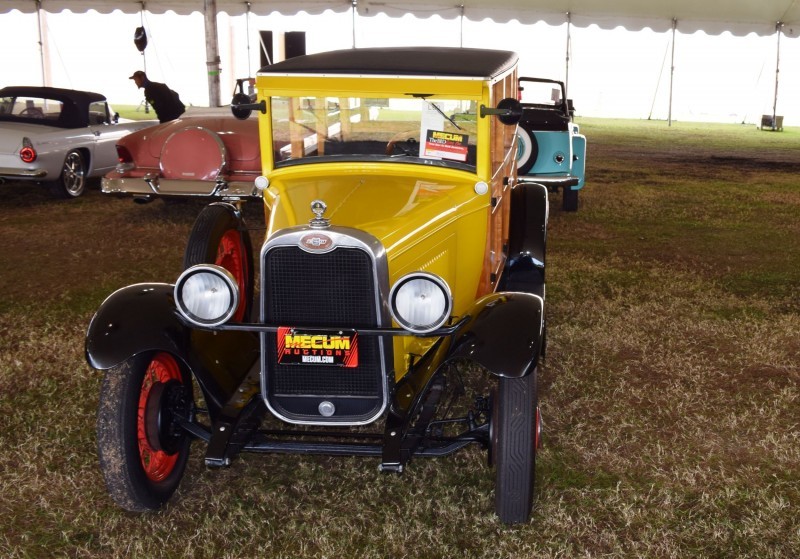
[129,71,146,79]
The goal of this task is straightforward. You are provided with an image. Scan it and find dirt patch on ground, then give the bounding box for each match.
[704,155,800,173]
[0,183,264,307]
[589,140,800,183]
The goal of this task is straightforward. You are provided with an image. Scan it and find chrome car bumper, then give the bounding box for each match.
[0,167,47,180]
[102,175,260,199]
[518,175,580,189]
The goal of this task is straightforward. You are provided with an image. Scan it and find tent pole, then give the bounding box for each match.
[245,1,251,77]
[258,33,271,65]
[204,0,222,107]
[35,0,48,86]
[772,21,782,130]
[648,35,671,119]
[668,18,676,127]
[140,2,150,113]
[352,0,357,48]
[140,2,147,76]
[459,4,464,48]
[564,12,571,98]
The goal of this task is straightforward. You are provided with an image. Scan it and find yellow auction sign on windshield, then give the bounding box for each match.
[423,129,469,161]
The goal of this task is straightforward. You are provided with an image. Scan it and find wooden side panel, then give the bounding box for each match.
[477,70,518,297]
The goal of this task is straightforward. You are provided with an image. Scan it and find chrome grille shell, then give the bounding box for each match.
[259,226,392,425]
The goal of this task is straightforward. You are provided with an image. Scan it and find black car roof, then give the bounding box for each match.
[0,86,106,104]
[0,86,106,128]
[259,47,518,79]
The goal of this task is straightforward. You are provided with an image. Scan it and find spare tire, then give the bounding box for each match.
[515,126,539,176]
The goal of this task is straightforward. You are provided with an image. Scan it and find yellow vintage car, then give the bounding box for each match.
[86,47,549,524]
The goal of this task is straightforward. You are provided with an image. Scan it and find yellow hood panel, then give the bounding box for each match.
[263,163,490,326]
[266,164,488,263]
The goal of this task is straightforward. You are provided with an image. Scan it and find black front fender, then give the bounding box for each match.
[501,180,548,297]
[449,291,544,378]
[85,283,259,416]
[382,291,544,467]
[85,283,187,371]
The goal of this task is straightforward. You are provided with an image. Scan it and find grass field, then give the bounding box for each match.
[0,119,798,558]
[115,104,155,121]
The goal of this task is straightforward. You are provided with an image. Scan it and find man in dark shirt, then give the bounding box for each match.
[130,71,185,123]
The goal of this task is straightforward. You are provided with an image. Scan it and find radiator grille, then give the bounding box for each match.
[263,246,382,398]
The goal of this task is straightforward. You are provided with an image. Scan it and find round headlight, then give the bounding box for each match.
[389,272,452,334]
[174,265,239,327]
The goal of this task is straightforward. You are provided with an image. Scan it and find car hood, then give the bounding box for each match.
[267,166,485,261]
[0,121,63,153]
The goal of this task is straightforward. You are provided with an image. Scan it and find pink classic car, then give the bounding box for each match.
[102,115,261,201]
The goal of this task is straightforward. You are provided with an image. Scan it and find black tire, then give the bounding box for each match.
[562,187,579,212]
[184,204,254,322]
[516,126,540,175]
[96,352,193,511]
[51,150,87,198]
[493,368,539,524]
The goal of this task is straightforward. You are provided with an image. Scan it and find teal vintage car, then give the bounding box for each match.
[516,77,587,211]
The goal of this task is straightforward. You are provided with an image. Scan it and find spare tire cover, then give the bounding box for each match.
[160,127,227,181]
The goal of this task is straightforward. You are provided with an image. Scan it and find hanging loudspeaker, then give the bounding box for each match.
[134,27,148,52]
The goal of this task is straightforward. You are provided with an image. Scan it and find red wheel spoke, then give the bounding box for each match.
[215,230,249,321]
[137,353,182,482]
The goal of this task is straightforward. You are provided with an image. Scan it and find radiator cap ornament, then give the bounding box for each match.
[309,199,330,229]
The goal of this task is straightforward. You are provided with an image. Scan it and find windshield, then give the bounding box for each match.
[270,96,478,170]
[518,80,566,109]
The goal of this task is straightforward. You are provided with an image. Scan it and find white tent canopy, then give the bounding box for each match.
[2,1,797,123]
[359,0,800,36]
[3,0,799,36]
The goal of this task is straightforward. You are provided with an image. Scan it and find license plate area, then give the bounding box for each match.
[276,327,359,368]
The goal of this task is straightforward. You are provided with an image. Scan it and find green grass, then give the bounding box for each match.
[113,104,156,121]
[577,117,800,150]
[1,119,799,557]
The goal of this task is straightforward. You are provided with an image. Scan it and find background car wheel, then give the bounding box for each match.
[96,352,193,512]
[50,150,87,198]
[515,126,539,175]
[184,204,254,322]
[563,187,579,212]
[492,368,539,524]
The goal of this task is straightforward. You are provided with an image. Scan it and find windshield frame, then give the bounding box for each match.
[267,93,483,173]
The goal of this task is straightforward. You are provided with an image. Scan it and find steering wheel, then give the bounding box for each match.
[20,107,45,118]
[385,131,420,156]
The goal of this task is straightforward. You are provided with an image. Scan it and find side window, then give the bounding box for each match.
[89,101,109,125]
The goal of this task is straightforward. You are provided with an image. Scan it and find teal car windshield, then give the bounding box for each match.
[270,95,478,170]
